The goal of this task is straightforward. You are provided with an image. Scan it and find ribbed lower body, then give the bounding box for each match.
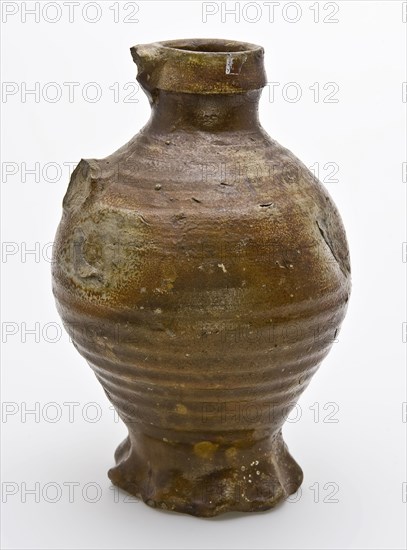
[56,282,348,517]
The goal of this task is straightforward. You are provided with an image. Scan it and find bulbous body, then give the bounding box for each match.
[52,39,351,517]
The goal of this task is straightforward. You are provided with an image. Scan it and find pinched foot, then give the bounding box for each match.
[108,430,303,517]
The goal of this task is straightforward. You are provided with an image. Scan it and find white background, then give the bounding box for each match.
[1,1,406,548]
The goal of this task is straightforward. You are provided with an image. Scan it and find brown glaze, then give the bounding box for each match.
[52,39,351,517]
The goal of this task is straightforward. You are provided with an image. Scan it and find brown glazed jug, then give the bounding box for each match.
[52,39,351,517]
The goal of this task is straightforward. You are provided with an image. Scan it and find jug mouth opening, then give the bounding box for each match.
[131,38,267,95]
[159,39,263,55]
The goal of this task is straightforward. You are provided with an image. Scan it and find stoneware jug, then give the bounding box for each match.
[52,38,351,517]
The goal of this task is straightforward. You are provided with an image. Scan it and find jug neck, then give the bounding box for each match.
[146,90,261,133]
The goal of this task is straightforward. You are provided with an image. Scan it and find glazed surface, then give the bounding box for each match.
[52,40,351,516]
